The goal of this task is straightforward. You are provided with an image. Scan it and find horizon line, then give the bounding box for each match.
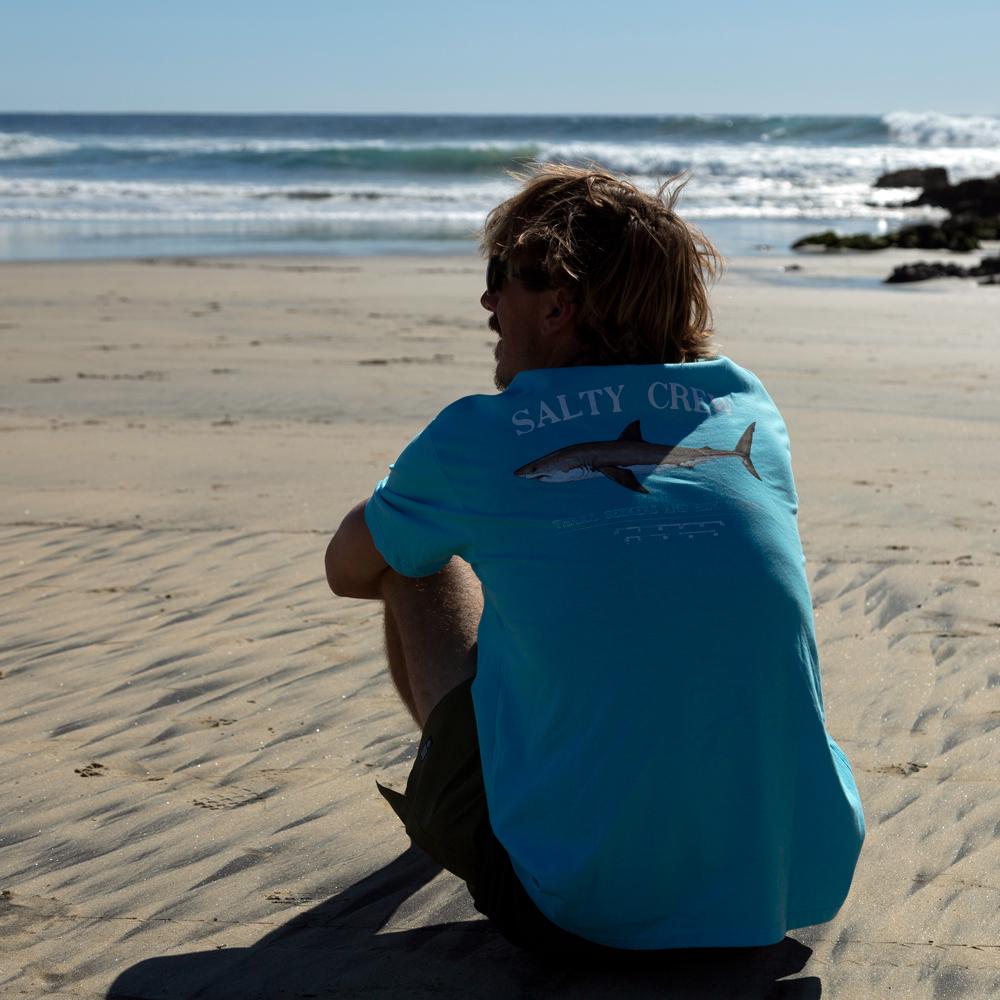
[1,108,977,118]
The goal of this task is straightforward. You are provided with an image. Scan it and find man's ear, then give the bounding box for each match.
[541,287,577,335]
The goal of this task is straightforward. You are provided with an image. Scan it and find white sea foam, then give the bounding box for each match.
[3,124,999,170]
[0,176,508,224]
[0,177,510,203]
[0,131,77,160]
[0,172,944,225]
[535,140,1000,183]
[883,111,1000,148]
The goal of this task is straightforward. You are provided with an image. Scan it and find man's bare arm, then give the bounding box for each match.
[325,500,389,599]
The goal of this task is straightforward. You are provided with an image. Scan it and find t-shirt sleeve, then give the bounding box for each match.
[364,424,464,579]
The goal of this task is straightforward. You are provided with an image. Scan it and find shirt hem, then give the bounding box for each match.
[527,900,847,950]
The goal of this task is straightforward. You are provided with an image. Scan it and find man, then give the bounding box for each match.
[326,165,865,952]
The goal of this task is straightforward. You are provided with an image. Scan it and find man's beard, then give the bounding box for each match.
[493,342,510,390]
[490,317,509,390]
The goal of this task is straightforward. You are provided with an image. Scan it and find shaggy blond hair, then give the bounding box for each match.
[480,164,721,365]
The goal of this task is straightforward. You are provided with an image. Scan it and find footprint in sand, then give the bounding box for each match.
[192,787,263,810]
[265,892,315,905]
[74,762,106,778]
[873,762,928,777]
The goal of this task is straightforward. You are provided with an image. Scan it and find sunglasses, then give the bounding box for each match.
[486,255,551,295]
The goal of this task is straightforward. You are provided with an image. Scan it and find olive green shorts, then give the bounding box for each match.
[377,679,609,954]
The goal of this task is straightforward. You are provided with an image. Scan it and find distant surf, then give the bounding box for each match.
[2,111,998,261]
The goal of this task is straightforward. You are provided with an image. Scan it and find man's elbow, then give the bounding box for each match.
[325,536,365,598]
[324,507,388,599]
[325,536,349,596]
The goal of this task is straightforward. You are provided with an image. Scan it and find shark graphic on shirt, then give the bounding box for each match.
[514,420,760,494]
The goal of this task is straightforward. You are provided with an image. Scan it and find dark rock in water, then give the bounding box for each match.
[893,219,983,252]
[793,171,1000,277]
[884,255,1000,284]
[791,231,838,250]
[792,230,891,251]
[910,174,1000,216]
[970,254,1000,277]
[794,215,996,254]
[884,261,968,284]
[839,233,892,251]
[889,224,948,250]
[951,214,1000,242]
[875,167,949,190]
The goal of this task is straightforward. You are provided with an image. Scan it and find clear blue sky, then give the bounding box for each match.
[4,0,998,115]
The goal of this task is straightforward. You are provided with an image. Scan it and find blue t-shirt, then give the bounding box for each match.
[365,357,865,949]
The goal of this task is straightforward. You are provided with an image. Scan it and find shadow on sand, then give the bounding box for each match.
[108,846,821,999]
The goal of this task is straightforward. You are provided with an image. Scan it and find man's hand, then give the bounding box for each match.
[325,500,389,599]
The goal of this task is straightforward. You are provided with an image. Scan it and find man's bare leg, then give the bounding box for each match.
[380,557,483,727]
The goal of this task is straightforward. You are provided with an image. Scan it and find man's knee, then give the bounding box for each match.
[379,560,481,725]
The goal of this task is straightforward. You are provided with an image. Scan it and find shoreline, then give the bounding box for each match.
[0,215,949,266]
[2,241,996,288]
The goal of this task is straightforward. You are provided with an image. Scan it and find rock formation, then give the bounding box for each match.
[884,254,1000,284]
[793,171,1000,267]
[874,167,949,190]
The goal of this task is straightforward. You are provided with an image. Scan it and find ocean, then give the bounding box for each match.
[2,111,999,262]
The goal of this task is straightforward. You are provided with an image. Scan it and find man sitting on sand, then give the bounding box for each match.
[325,165,865,951]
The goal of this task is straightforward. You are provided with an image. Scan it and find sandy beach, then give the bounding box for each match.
[1,249,998,999]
